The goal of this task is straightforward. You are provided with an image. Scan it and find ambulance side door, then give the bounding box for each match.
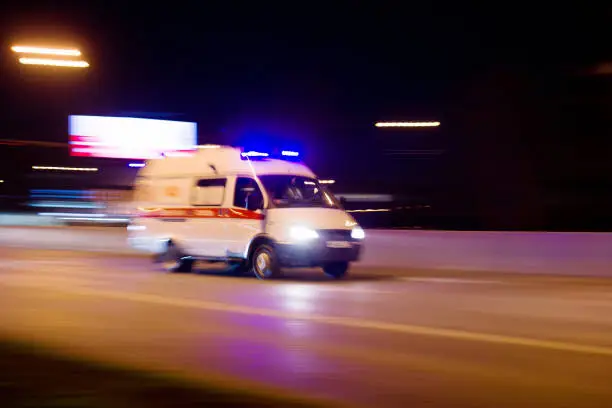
[185,177,228,257]
[224,176,266,258]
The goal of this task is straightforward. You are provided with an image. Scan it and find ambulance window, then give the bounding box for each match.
[234,177,264,211]
[193,178,226,206]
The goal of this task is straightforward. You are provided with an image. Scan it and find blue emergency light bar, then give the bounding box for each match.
[241,151,269,158]
[240,149,300,161]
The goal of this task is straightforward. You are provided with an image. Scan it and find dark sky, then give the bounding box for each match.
[1,2,611,224]
[2,3,609,127]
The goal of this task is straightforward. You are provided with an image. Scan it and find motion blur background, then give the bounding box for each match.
[0,3,610,231]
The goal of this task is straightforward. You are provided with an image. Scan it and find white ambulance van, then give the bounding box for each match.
[127,146,365,279]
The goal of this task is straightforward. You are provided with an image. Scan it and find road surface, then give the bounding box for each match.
[0,227,611,407]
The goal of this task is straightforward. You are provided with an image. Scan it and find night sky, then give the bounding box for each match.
[1,2,611,228]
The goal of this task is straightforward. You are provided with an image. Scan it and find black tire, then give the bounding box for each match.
[158,242,194,273]
[251,244,281,280]
[323,262,349,279]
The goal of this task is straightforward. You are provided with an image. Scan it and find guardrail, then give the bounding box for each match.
[1,219,611,277]
[361,230,612,276]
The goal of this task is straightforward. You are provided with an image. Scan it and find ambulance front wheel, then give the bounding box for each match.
[251,245,282,280]
[157,241,194,273]
[323,262,349,279]
[226,261,249,276]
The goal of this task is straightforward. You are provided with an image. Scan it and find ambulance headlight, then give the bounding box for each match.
[289,226,319,241]
[351,227,365,240]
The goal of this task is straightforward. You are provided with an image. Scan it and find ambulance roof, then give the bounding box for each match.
[138,146,316,179]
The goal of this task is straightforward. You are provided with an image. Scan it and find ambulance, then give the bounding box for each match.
[127,146,365,279]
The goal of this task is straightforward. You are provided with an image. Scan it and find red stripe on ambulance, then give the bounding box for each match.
[138,207,264,220]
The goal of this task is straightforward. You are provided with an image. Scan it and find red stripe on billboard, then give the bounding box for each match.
[138,207,265,220]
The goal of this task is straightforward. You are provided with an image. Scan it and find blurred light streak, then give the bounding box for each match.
[32,189,88,193]
[31,194,92,198]
[38,212,106,217]
[197,144,222,149]
[28,202,104,209]
[19,58,89,68]
[32,166,98,172]
[336,194,394,202]
[30,189,94,199]
[346,208,391,213]
[129,163,145,168]
[319,179,335,184]
[0,180,4,183]
[281,150,299,157]
[59,217,129,223]
[375,121,440,128]
[11,45,81,56]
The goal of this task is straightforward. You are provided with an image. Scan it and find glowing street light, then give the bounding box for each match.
[11,45,82,56]
[375,121,440,128]
[32,166,98,172]
[18,58,89,68]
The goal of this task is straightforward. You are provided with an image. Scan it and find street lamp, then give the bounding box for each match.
[11,46,81,56]
[375,121,440,128]
[11,45,89,68]
[18,58,89,68]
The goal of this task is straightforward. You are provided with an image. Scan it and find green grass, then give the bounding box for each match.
[0,340,326,408]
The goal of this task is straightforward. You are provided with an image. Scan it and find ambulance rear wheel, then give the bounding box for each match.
[159,242,193,273]
[251,245,281,280]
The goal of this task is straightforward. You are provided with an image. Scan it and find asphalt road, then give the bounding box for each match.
[1,228,612,407]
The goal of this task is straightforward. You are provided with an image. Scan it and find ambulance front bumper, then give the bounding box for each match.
[276,241,362,267]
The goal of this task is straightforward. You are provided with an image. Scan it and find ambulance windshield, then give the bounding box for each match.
[259,175,340,209]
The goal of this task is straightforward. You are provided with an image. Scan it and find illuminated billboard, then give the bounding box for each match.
[69,115,197,159]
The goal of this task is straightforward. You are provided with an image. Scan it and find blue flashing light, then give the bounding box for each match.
[239,148,302,161]
[129,163,145,168]
[241,151,269,158]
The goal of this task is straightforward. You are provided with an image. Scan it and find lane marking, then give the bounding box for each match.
[0,259,399,294]
[1,278,612,357]
[309,285,396,294]
[401,277,505,285]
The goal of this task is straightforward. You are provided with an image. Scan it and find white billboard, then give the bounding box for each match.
[69,115,197,159]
